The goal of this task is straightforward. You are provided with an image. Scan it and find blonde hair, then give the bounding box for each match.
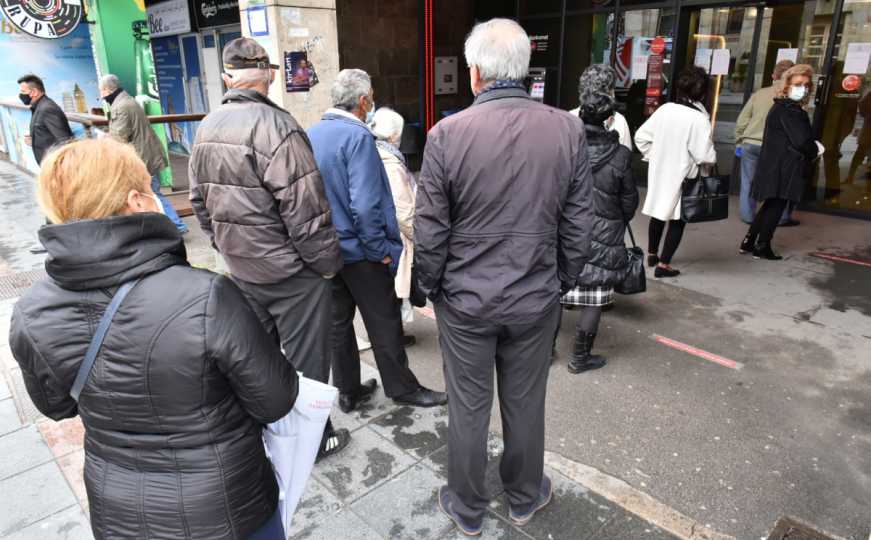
[776,64,815,107]
[38,137,151,224]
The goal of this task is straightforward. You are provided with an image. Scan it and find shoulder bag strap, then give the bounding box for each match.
[70,279,140,402]
[625,222,638,248]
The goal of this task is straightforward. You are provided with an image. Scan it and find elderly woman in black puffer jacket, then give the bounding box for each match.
[10,138,297,540]
[560,91,639,374]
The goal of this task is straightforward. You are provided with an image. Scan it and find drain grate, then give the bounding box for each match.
[0,268,47,300]
[767,517,843,540]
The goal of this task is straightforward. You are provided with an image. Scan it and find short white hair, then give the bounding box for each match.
[224,67,271,88]
[464,18,531,82]
[331,69,372,111]
[370,107,404,143]
[99,74,121,92]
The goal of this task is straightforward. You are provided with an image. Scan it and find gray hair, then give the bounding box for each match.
[224,67,271,88]
[370,107,404,143]
[464,19,531,82]
[99,74,121,92]
[331,69,372,111]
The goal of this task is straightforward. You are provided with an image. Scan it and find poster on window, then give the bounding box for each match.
[284,51,318,92]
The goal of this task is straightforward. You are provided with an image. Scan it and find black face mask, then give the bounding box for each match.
[19,93,32,106]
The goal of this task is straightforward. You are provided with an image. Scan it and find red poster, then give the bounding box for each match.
[644,53,665,116]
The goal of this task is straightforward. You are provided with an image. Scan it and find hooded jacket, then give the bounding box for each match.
[575,126,639,288]
[9,213,298,539]
[189,89,343,284]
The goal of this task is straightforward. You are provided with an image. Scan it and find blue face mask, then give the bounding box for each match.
[366,100,376,125]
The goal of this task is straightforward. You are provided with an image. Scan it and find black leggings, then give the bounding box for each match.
[748,198,789,245]
[576,306,603,334]
[648,218,686,264]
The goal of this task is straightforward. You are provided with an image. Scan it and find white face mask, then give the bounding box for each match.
[147,193,166,215]
[366,100,376,125]
[788,85,807,102]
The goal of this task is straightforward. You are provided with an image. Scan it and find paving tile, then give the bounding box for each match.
[592,510,679,540]
[0,344,17,373]
[441,512,533,540]
[0,397,22,435]
[57,449,88,508]
[289,507,382,540]
[0,461,78,536]
[37,417,85,458]
[3,505,93,540]
[490,468,618,540]
[0,423,53,480]
[287,477,344,538]
[0,371,11,400]
[423,433,505,499]
[352,464,454,540]
[369,404,449,460]
[313,426,416,503]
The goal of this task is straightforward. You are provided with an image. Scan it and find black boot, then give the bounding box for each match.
[753,242,783,260]
[739,234,756,254]
[567,332,607,374]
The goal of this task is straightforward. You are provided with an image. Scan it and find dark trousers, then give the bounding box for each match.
[436,301,560,523]
[748,198,789,245]
[331,261,419,398]
[648,217,686,264]
[234,268,333,384]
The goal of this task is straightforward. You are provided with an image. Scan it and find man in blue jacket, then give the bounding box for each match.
[308,69,447,411]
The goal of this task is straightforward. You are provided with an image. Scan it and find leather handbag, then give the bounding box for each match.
[681,166,730,223]
[615,224,646,295]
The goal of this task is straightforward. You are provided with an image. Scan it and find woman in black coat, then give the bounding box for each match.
[560,91,639,373]
[10,138,297,540]
[741,64,819,260]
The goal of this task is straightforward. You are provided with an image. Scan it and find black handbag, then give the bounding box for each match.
[409,267,428,308]
[681,166,730,223]
[615,224,646,295]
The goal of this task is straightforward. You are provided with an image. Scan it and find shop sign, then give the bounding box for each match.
[529,34,549,53]
[842,75,862,93]
[0,0,82,39]
[195,0,240,30]
[147,0,191,39]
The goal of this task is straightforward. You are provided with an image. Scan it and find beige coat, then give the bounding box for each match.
[109,90,168,176]
[378,146,415,298]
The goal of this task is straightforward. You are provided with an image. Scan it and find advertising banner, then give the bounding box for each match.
[147,0,191,38]
[195,0,240,29]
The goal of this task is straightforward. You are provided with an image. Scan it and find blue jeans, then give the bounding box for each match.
[249,508,284,540]
[151,175,187,232]
[739,144,793,225]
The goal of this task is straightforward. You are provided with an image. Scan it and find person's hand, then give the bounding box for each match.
[24,135,32,146]
[382,256,392,265]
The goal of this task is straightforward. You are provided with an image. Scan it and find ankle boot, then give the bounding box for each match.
[739,234,756,254]
[753,242,783,260]
[567,332,607,374]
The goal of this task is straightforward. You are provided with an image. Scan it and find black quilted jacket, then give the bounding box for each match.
[9,213,298,539]
[575,125,639,288]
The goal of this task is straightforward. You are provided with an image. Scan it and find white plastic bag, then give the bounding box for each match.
[263,375,337,532]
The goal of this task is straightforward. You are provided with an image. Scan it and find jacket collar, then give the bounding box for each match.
[222,88,285,112]
[39,213,188,291]
[322,108,371,129]
[473,87,531,107]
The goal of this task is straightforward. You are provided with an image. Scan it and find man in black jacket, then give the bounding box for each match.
[18,74,73,254]
[189,38,350,459]
[416,19,594,536]
[18,74,72,165]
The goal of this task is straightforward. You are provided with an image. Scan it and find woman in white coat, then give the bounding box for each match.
[634,66,717,277]
[371,107,417,344]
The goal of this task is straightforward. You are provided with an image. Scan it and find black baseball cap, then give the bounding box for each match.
[222,37,279,70]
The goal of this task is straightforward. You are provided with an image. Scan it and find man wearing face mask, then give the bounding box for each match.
[99,74,187,234]
[17,74,73,166]
[307,69,447,411]
[189,38,350,462]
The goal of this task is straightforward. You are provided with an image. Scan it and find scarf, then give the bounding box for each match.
[376,139,407,166]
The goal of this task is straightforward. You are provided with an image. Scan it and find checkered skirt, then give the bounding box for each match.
[560,285,614,307]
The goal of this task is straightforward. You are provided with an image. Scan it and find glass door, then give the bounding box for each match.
[812,0,871,215]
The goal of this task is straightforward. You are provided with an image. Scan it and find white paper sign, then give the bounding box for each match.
[694,48,713,72]
[147,0,191,38]
[775,48,799,64]
[247,6,269,36]
[632,55,649,80]
[711,49,730,75]
[844,43,871,75]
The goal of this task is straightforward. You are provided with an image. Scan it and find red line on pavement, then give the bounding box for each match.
[653,334,743,370]
[415,306,436,320]
[809,252,871,269]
